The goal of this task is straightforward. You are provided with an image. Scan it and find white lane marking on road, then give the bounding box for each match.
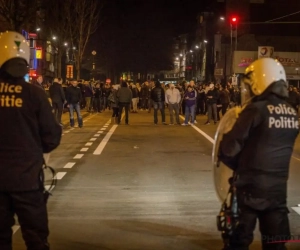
[70,128,75,130]
[85,142,93,146]
[93,125,118,155]
[74,154,84,159]
[44,184,55,192]
[12,225,20,234]
[94,134,100,137]
[55,172,67,180]
[100,128,106,130]
[63,162,76,168]
[64,131,70,133]
[292,156,300,162]
[80,147,89,152]
[292,207,300,215]
[103,125,108,127]
[97,131,104,133]
[179,115,214,144]
[90,138,97,141]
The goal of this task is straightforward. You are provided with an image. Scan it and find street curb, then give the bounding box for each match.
[61,112,90,129]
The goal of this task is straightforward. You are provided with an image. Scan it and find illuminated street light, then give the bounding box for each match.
[176,57,179,60]
[180,54,183,57]
[190,50,193,52]
[52,36,57,40]
[73,46,76,50]
[204,40,208,43]
[36,28,41,31]
[220,17,225,21]
[64,42,68,46]
[195,45,199,49]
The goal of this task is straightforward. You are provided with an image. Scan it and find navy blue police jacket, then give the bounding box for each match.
[219,93,299,200]
[0,78,61,191]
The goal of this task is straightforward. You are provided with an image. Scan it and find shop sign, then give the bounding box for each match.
[66,65,73,79]
[238,58,254,67]
[274,56,300,67]
[35,47,42,59]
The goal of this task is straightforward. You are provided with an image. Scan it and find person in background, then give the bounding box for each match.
[110,85,120,123]
[117,81,132,125]
[66,79,83,128]
[151,80,167,125]
[165,83,181,125]
[33,75,44,90]
[182,85,197,125]
[49,77,66,125]
[205,83,219,125]
[93,82,102,113]
[131,84,139,113]
[83,81,93,112]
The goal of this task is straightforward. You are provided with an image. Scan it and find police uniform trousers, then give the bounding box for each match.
[0,190,49,250]
[228,193,289,250]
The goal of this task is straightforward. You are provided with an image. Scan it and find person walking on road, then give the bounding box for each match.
[0,31,62,250]
[151,80,167,125]
[66,79,83,128]
[218,58,299,250]
[117,81,132,125]
[49,77,66,125]
[165,83,181,125]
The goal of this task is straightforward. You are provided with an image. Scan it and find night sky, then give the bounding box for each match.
[87,0,212,74]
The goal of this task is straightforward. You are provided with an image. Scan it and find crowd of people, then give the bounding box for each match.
[33,76,300,127]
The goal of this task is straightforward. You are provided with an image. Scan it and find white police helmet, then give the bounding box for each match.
[244,57,286,96]
[0,31,29,68]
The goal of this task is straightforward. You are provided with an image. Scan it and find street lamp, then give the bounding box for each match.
[92,50,96,70]
[91,50,97,80]
[195,45,199,49]
[204,40,208,43]
[52,36,57,40]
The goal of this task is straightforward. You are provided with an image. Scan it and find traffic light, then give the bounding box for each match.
[230,16,238,25]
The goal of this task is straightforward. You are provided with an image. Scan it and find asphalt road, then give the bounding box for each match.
[12,109,300,250]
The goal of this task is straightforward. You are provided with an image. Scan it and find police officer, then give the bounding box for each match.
[219,58,299,250]
[0,31,61,249]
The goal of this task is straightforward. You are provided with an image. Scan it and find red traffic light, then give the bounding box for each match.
[230,16,238,24]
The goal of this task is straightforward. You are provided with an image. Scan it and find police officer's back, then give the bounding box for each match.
[219,58,299,250]
[0,31,61,250]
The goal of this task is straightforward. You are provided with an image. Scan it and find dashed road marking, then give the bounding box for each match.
[292,207,300,215]
[55,172,67,180]
[97,131,104,133]
[80,147,89,152]
[70,128,75,130]
[85,142,93,146]
[12,225,20,234]
[90,138,97,141]
[74,154,84,159]
[63,162,76,169]
[64,131,70,133]
[94,134,100,137]
[100,128,106,131]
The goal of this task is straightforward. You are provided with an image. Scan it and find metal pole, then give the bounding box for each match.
[235,23,237,51]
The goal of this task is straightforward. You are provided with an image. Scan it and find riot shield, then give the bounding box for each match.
[212,107,241,202]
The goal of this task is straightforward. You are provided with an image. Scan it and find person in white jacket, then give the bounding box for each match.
[165,83,181,125]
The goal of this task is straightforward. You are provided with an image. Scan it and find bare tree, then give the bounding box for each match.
[42,0,70,77]
[65,0,102,79]
[0,0,40,32]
